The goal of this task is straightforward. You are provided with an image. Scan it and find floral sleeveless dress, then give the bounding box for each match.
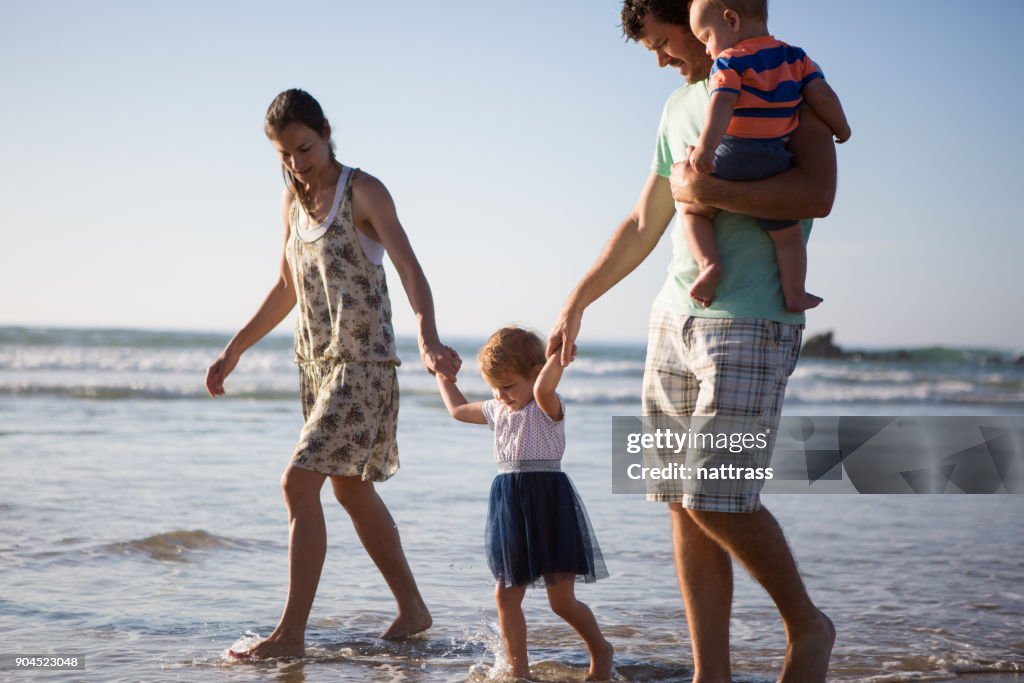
[284,165,401,480]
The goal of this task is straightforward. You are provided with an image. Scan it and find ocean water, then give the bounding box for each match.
[1,326,1022,682]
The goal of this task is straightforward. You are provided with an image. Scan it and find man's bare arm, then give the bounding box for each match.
[547,172,677,365]
[670,109,837,219]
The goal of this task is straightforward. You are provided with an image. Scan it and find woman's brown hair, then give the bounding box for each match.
[264,88,337,219]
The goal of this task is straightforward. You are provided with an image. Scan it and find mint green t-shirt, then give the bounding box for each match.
[651,80,810,325]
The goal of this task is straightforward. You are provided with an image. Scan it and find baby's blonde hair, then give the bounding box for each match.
[478,327,546,380]
[701,0,767,21]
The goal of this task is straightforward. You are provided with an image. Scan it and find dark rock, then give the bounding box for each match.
[801,331,846,359]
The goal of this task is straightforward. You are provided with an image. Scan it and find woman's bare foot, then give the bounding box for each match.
[227,631,304,660]
[586,638,614,681]
[381,606,432,640]
[689,263,722,308]
[784,292,823,313]
[779,609,835,683]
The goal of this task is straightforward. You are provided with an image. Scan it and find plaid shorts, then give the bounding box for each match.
[641,309,802,512]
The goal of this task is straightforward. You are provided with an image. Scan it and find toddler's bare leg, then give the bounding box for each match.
[682,204,722,307]
[495,582,530,679]
[545,574,614,681]
[768,223,823,313]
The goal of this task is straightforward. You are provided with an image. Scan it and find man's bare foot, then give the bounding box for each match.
[381,606,432,640]
[689,263,722,307]
[779,609,835,683]
[586,638,614,681]
[227,631,304,660]
[784,292,823,313]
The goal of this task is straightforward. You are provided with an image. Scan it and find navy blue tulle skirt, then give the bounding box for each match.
[485,468,608,588]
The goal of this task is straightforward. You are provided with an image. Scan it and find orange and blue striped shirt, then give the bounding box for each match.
[709,36,823,139]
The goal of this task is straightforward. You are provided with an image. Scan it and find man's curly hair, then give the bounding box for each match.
[621,0,693,41]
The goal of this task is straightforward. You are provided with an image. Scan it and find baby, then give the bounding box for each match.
[683,0,851,312]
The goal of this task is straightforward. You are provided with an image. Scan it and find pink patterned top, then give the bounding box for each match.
[481,396,565,467]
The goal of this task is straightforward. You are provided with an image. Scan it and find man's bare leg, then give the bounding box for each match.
[670,503,733,683]
[229,465,328,659]
[330,476,432,639]
[687,506,835,682]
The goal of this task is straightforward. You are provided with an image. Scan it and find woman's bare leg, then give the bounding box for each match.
[330,476,432,639]
[230,465,328,659]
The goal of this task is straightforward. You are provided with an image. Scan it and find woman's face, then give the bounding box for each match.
[268,121,332,185]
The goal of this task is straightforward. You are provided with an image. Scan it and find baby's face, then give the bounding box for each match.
[690,0,740,59]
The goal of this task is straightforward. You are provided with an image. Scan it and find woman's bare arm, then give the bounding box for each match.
[206,189,298,397]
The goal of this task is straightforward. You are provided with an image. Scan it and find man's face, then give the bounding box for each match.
[639,13,712,83]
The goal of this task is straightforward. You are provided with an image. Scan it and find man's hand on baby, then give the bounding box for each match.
[670,158,713,206]
[834,125,852,144]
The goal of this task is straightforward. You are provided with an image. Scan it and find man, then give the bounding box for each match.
[547,1,837,681]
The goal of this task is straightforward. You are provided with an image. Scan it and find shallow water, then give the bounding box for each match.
[1,328,1022,681]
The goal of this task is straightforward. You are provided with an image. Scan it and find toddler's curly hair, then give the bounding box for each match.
[478,327,546,380]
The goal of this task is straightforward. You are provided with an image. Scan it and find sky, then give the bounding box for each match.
[1,0,1023,351]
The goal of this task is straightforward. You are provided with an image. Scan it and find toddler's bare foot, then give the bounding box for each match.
[689,263,722,307]
[785,292,823,313]
[381,606,432,640]
[227,631,304,660]
[586,639,614,681]
[779,609,835,683]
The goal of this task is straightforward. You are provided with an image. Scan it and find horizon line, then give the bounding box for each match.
[1,322,1020,355]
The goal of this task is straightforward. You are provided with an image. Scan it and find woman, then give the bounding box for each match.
[205,88,460,659]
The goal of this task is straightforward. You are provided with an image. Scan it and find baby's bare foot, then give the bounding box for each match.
[779,609,835,683]
[785,292,823,313]
[689,263,722,308]
[586,639,614,681]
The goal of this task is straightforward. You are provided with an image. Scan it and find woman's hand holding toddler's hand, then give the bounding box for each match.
[421,343,461,382]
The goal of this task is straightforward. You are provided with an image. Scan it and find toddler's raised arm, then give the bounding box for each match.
[437,375,487,424]
[534,354,565,421]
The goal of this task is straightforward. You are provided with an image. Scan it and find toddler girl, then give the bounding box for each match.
[436,326,612,681]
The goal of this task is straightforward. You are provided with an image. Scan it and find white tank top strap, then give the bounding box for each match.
[346,167,386,266]
[295,165,351,243]
[357,228,385,266]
